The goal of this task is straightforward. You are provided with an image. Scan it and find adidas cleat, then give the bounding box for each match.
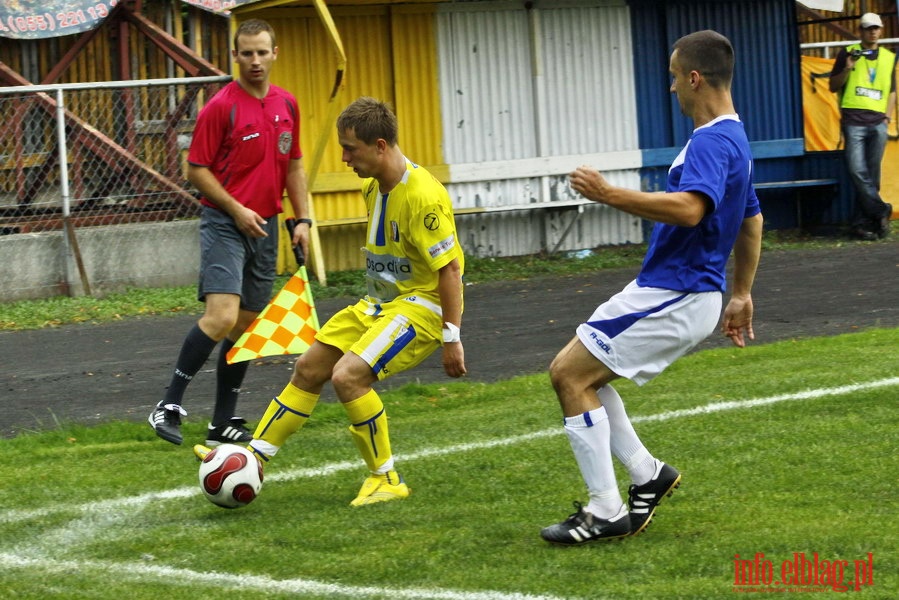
[148,402,187,445]
[627,461,681,535]
[205,417,253,446]
[540,502,631,545]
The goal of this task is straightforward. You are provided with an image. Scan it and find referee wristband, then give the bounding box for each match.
[442,322,461,343]
[297,218,313,226]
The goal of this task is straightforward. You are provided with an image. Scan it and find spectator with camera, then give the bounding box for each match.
[829,12,895,240]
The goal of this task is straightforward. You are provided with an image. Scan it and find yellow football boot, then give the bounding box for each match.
[350,470,410,507]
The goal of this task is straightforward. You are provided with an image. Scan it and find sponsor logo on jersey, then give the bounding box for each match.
[366,252,413,278]
[424,212,440,231]
[428,235,455,259]
[242,132,260,142]
[589,331,612,354]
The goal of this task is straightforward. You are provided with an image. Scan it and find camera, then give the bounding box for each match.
[850,49,876,58]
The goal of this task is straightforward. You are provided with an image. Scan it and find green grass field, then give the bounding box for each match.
[1,328,897,599]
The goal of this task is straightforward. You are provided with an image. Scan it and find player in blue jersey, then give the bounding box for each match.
[540,30,763,545]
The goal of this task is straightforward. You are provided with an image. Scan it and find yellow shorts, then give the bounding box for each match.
[315,296,443,381]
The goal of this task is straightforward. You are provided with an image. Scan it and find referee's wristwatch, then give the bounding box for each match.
[297,218,313,226]
[442,322,461,343]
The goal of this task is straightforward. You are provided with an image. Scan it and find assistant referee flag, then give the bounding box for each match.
[226,264,320,364]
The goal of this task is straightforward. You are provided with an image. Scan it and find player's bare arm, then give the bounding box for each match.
[722,212,763,347]
[285,158,311,257]
[437,258,466,378]
[569,165,709,226]
[187,164,269,238]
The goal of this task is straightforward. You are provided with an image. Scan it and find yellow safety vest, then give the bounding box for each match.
[840,44,896,113]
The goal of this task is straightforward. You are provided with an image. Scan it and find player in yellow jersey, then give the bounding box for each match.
[197,97,466,506]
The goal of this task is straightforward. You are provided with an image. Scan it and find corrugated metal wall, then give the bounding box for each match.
[436,4,536,163]
[249,4,455,272]
[631,0,802,148]
[538,4,637,155]
[392,5,444,168]
[4,0,862,277]
[436,0,643,257]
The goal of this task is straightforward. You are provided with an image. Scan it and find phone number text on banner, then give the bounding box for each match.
[0,0,118,40]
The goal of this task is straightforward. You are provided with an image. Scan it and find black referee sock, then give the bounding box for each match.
[163,324,218,406]
[212,338,249,427]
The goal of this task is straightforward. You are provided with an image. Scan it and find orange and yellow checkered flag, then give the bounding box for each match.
[226,265,320,364]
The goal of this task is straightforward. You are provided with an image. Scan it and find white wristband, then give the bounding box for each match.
[442,322,461,343]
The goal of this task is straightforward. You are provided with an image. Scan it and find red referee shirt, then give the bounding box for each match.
[188,80,302,218]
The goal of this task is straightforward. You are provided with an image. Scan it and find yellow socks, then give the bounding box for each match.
[247,385,395,476]
[249,383,319,462]
[344,389,394,474]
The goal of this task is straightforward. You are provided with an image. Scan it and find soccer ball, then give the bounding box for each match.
[198,444,263,508]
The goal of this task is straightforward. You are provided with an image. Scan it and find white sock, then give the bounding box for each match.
[249,439,279,459]
[599,384,658,486]
[374,456,395,475]
[563,408,623,519]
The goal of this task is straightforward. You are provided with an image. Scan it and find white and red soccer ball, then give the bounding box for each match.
[198,444,263,508]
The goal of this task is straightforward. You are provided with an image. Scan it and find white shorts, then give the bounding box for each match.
[576,280,722,386]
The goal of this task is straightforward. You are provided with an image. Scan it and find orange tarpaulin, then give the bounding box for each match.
[801,55,842,151]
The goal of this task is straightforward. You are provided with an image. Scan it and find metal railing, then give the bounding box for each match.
[801,36,899,57]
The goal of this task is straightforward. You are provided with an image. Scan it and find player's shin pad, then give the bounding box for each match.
[252,385,319,451]
[348,410,393,474]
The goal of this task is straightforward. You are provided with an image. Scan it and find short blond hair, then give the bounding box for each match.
[337,97,399,146]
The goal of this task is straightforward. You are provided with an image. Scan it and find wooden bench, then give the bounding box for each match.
[754,178,838,229]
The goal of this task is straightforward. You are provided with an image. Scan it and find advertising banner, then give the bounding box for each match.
[0,1,118,39]
[0,0,260,39]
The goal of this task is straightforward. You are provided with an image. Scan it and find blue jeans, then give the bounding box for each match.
[842,122,891,230]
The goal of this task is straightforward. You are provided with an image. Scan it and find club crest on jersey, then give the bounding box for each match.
[424,212,440,231]
[278,131,292,155]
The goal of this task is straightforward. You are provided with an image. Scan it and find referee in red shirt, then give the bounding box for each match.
[149,19,311,447]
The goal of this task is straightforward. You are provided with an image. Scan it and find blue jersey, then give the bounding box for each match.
[637,116,760,293]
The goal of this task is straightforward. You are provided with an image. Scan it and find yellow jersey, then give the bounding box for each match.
[361,158,464,310]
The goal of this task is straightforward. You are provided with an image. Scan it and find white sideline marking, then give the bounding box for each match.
[0,553,561,600]
[630,377,899,423]
[1,376,896,599]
